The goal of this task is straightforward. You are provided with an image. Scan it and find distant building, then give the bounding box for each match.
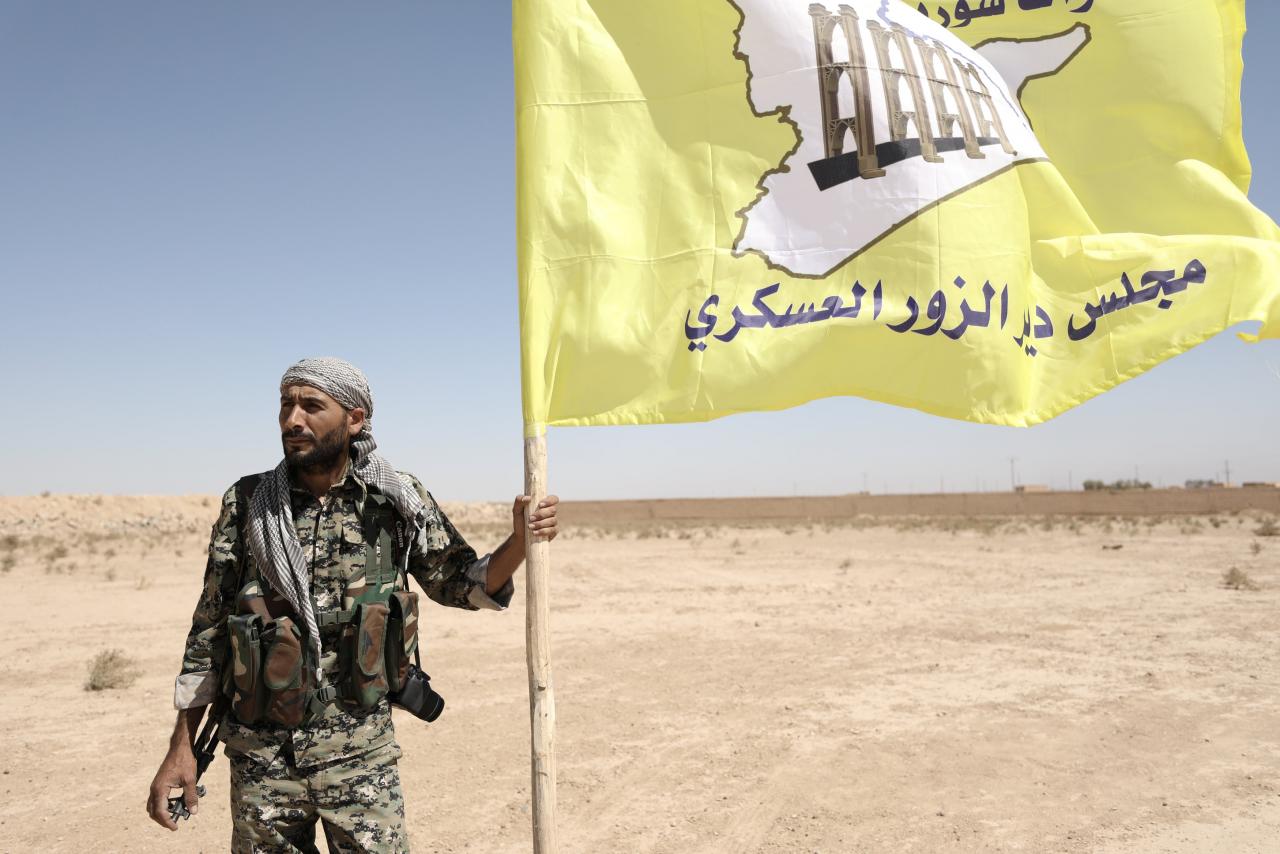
[1015,484,1050,493]
[1185,479,1225,489]
[1242,482,1280,489]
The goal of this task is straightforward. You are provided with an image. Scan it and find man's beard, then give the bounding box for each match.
[282,423,349,474]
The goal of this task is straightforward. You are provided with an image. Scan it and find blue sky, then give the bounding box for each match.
[1,2,1277,499]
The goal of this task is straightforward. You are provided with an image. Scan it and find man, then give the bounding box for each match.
[145,357,558,852]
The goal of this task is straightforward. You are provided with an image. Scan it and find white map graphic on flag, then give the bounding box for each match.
[734,0,1088,277]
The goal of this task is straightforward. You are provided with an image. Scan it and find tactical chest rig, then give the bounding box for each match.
[222,474,421,728]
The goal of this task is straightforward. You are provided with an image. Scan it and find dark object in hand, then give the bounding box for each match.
[167,784,207,823]
[389,664,445,722]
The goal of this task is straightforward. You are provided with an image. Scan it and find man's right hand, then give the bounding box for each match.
[147,747,199,830]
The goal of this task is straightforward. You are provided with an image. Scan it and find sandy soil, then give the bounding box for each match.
[1,496,1277,853]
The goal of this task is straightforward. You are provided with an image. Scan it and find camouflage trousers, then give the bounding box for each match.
[229,741,408,853]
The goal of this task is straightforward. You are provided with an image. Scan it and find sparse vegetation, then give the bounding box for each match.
[1221,567,1260,591]
[1254,518,1279,538]
[84,649,138,691]
[104,567,117,582]
[1250,541,1263,556]
[135,576,152,591]
[838,558,853,569]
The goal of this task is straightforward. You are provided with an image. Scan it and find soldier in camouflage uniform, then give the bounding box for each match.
[145,358,559,853]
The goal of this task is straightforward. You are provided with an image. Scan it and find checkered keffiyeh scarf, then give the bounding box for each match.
[245,357,425,678]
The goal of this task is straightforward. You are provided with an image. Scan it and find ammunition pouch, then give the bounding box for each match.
[318,591,420,709]
[385,591,420,694]
[338,601,391,708]
[262,617,307,726]
[226,613,265,724]
[226,609,312,727]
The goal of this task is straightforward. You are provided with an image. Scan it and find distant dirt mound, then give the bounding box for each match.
[0,494,219,540]
[0,494,510,543]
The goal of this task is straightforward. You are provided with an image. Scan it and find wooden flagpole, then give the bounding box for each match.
[523,428,557,852]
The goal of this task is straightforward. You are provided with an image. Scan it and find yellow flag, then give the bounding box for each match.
[515,0,1280,433]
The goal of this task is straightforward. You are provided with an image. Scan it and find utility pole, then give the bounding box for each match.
[1068,469,1074,491]
[1009,457,1017,492]
[1225,459,1231,487]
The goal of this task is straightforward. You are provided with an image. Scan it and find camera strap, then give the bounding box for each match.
[396,518,424,672]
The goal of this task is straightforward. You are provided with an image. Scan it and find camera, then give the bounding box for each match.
[389,664,445,722]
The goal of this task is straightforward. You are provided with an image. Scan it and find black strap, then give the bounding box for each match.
[394,526,424,670]
[233,473,263,586]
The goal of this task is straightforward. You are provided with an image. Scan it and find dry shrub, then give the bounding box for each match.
[1,555,14,574]
[1221,567,1260,592]
[838,558,853,569]
[85,649,138,691]
[1250,541,1263,557]
[1254,519,1279,538]
[104,567,117,582]
[135,576,153,591]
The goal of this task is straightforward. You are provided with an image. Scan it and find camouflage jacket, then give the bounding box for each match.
[173,463,511,770]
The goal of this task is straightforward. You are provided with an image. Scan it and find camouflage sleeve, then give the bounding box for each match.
[174,483,242,709]
[403,475,512,612]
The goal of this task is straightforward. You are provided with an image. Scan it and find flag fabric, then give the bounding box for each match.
[514,0,1280,434]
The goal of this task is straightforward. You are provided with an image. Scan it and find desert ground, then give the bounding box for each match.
[1,494,1278,853]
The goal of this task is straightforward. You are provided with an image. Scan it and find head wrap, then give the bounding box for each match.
[245,357,425,679]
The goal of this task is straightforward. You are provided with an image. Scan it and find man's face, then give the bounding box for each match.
[278,384,363,472]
